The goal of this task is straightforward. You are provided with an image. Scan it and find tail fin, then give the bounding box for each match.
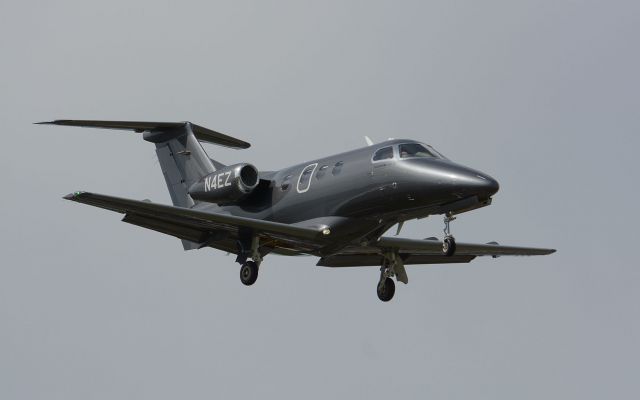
[149,124,216,209]
[38,119,249,232]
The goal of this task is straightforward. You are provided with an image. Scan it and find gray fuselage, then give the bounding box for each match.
[203,139,499,239]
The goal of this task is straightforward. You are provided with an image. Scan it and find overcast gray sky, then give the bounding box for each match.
[1,1,639,399]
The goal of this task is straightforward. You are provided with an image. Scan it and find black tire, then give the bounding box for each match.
[240,261,259,286]
[377,277,395,302]
[443,236,456,257]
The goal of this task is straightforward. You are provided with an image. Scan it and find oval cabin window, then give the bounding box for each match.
[297,164,318,193]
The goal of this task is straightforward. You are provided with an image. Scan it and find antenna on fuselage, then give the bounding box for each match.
[364,136,373,146]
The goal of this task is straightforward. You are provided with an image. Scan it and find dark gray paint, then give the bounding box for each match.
[40,120,553,287]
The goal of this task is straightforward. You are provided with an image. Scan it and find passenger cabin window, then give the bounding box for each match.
[297,163,317,193]
[372,146,394,162]
[399,143,438,159]
[280,175,292,191]
[332,161,344,176]
[316,165,329,180]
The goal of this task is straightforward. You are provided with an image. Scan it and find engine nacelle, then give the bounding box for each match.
[189,163,259,203]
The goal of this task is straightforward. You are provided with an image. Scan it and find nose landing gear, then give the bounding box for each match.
[443,213,457,257]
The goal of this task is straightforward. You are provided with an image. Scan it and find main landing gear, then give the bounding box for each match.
[240,261,259,286]
[377,277,395,302]
[442,212,457,257]
[237,236,262,286]
[376,252,408,302]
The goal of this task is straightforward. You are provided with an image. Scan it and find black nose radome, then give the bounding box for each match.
[472,174,499,198]
[451,169,499,199]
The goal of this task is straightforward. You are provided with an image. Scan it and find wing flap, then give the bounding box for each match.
[121,213,210,244]
[377,236,556,256]
[317,236,554,267]
[317,254,475,267]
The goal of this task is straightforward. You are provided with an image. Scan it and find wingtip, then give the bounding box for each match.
[35,120,71,125]
[537,248,556,255]
[63,191,87,200]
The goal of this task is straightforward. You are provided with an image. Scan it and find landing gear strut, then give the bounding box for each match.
[376,252,407,302]
[237,236,262,286]
[443,212,457,257]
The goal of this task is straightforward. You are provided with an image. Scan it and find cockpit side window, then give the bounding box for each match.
[399,143,438,159]
[372,146,394,162]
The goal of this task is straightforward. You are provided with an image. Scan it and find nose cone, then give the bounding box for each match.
[446,165,499,199]
[471,173,500,199]
[399,159,499,203]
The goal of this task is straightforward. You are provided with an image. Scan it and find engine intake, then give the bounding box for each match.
[189,163,259,203]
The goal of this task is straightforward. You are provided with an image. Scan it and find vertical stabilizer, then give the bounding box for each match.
[148,123,216,209]
[145,124,216,250]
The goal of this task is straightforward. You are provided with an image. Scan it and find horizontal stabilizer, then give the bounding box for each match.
[36,119,250,149]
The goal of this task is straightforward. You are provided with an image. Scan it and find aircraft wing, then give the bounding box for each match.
[377,237,556,256]
[64,191,327,253]
[317,236,555,267]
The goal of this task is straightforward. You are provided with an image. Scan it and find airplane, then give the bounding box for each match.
[38,120,555,302]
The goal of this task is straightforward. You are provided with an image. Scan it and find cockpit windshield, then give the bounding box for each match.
[398,143,444,159]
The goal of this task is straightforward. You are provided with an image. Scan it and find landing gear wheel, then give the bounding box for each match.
[443,236,456,257]
[377,277,395,302]
[240,261,259,286]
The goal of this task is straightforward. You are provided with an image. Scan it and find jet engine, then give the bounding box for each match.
[189,163,259,203]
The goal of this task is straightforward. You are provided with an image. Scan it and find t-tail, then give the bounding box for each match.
[36,120,251,248]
